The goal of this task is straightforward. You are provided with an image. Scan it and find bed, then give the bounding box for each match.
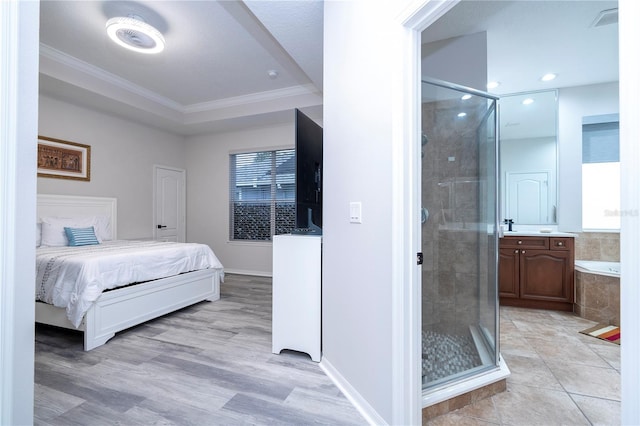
[36,194,223,351]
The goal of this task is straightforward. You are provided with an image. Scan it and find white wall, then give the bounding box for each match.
[619,2,640,422]
[422,31,487,91]
[323,1,406,423]
[184,123,295,276]
[0,1,38,423]
[558,82,619,231]
[38,95,187,239]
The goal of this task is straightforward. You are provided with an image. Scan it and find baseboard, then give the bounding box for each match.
[223,268,272,278]
[319,356,386,426]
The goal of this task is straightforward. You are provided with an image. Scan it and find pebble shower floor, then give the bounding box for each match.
[421,329,482,385]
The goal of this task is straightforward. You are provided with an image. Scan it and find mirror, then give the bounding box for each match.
[500,90,558,225]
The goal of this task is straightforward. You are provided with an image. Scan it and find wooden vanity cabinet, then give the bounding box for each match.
[499,236,574,311]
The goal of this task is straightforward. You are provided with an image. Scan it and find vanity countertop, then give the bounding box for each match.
[501,231,578,238]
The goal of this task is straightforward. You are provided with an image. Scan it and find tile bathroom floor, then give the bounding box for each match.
[427,306,621,425]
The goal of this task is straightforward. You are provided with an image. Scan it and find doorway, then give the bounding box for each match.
[154,165,186,242]
[420,79,501,394]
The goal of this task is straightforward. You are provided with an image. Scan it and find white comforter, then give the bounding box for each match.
[36,240,224,328]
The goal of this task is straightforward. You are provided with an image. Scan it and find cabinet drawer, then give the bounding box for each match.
[500,237,549,249]
[550,237,573,251]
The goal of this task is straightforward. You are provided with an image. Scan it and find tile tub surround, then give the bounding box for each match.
[575,269,620,326]
[574,231,620,262]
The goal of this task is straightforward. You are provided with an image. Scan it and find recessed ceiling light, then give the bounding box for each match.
[461,94,472,100]
[457,112,467,118]
[267,70,279,79]
[522,98,534,105]
[106,15,165,54]
[541,73,557,82]
[486,81,500,89]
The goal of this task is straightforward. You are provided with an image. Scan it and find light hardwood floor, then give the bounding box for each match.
[34,274,365,426]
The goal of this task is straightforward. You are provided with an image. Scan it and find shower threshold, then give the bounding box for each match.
[422,325,510,407]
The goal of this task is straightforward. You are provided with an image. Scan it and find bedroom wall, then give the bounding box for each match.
[37,95,187,240]
[184,122,295,276]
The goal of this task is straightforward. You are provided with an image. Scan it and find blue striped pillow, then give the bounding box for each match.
[64,226,100,246]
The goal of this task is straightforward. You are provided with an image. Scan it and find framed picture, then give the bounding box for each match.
[37,136,91,181]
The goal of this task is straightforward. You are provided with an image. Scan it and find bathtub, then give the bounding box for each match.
[575,260,620,278]
[574,260,620,326]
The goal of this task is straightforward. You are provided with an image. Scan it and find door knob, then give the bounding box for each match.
[157,225,167,229]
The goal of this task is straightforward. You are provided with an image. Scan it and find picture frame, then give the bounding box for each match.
[37,136,91,181]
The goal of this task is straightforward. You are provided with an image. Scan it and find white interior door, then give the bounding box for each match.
[154,165,185,242]
[506,171,549,224]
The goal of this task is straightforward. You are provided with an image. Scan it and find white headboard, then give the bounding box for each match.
[37,194,118,240]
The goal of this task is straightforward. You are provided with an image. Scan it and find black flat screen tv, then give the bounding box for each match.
[293,109,323,235]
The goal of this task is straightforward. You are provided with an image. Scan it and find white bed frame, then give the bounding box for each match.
[36,194,221,350]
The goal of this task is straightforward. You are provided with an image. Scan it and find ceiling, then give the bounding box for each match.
[421,0,619,96]
[39,1,618,137]
[421,0,618,140]
[39,0,324,136]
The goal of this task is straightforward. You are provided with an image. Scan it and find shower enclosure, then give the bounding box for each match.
[420,79,501,394]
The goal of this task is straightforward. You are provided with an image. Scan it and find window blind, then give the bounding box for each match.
[582,121,620,164]
[229,149,295,241]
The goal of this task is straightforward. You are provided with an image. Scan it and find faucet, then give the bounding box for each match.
[503,219,514,232]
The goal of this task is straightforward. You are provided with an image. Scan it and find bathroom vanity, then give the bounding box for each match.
[499,233,575,311]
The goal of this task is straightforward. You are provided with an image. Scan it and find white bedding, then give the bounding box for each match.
[36,240,224,328]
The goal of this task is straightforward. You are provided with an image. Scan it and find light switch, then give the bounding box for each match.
[349,202,362,224]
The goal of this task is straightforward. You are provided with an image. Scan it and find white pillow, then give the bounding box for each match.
[93,215,112,241]
[36,223,42,247]
[40,216,110,246]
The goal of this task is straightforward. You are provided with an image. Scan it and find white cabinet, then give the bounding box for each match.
[272,234,321,362]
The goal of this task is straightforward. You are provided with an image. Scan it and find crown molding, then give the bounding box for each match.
[39,43,322,131]
[39,44,183,112]
[184,84,320,113]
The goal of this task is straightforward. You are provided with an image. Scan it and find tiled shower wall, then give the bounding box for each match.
[421,97,487,336]
[574,232,620,261]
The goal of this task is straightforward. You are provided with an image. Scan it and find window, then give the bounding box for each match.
[229,149,295,240]
[582,116,620,230]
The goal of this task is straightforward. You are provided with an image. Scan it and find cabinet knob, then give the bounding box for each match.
[514,250,519,254]
[522,250,526,254]
[517,240,522,245]
[557,242,563,246]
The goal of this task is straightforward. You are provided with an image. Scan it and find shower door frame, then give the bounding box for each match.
[419,77,507,405]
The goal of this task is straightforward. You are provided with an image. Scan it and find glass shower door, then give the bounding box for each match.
[420,79,499,391]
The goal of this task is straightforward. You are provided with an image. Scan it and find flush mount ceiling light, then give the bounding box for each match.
[461,94,472,100]
[486,81,500,90]
[522,98,535,105]
[106,15,165,54]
